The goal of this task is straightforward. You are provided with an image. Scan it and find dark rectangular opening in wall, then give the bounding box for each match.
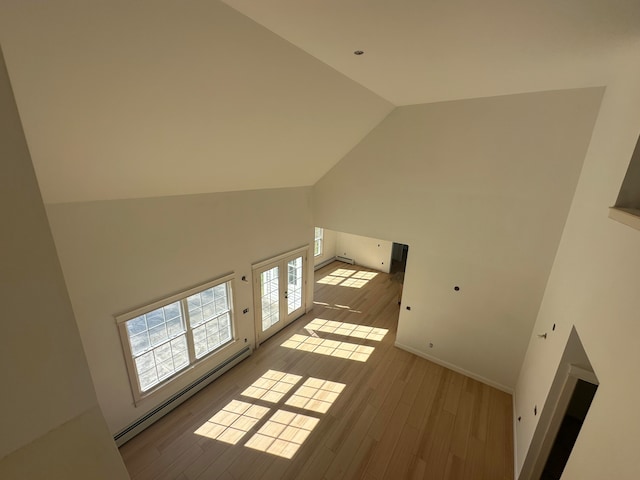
[391,242,409,305]
[540,379,598,480]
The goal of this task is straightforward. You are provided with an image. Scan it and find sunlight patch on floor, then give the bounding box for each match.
[312,301,362,313]
[339,277,368,288]
[332,268,357,277]
[305,318,388,341]
[281,334,374,362]
[317,275,343,285]
[317,268,378,288]
[194,400,270,444]
[241,370,303,403]
[245,410,319,459]
[195,369,346,459]
[285,377,346,414]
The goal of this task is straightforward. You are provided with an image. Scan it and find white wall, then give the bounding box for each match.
[313,88,604,390]
[335,231,393,274]
[514,41,640,479]
[46,187,314,434]
[0,46,128,477]
[313,227,337,268]
[312,228,393,273]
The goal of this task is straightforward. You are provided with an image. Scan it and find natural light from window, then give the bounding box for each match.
[312,301,362,313]
[245,410,319,459]
[314,228,324,257]
[285,377,345,414]
[281,334,374,362]
[195,370,345,460]
[316,275,343,286]
[241,370,302,403]
[194,399,270,445]
[304,319,388,342]
[317,268,378,288]
[332,268,357,277]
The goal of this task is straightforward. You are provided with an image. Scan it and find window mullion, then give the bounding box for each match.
[182,299,197,364]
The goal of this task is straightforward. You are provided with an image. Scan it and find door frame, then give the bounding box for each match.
[252,245,310,347]
[521,364,599,480]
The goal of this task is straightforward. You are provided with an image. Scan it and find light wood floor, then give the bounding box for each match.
[120,262,514,480]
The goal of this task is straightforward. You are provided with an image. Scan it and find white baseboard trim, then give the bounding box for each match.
[394,341,514,394]
[114,345,252,446]
[314,256,336,271]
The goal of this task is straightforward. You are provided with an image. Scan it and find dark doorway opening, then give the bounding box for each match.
[540,379,598,479]
[391,243,409,305]
[391,242,408,275]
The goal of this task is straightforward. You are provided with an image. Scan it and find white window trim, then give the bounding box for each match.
[116,272,237,405]
[314,228,324,257]
[252,245,309,270]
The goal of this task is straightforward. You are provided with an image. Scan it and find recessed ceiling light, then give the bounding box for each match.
[353,50,364,56]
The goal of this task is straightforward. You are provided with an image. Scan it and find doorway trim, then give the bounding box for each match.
[523,364,599,480]
[251,245,310,347]
[252,245,309,271]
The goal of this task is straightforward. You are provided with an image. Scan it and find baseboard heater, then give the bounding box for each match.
[114,345,252,446]
[335,255,355,265]
[314,256,337,271]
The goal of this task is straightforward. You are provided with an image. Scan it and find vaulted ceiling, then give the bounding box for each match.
[222,0,640,105]
[1,0,639,203]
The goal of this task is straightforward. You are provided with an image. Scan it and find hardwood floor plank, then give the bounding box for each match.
[367,376,406,441]
[381,423,419,479]
[444,453,465,480]
[323,404,377,479]
[443,370,464,414]
[421,409,456,479]
[449,379,475,460]
[470,381,490,443]
[363,400,411,478]
[462,437,486,480]
[338,435,377,480]
[409,457,426,480]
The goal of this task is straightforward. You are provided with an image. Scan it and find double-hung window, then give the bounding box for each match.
[314,227,324,257]
[116,274,235,402]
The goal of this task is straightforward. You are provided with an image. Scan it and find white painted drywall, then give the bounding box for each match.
[0,0,392,203]
[313,228,337,268]
[335,232,393,273]
[514,41,640,479]
[222,0,640,106]
[0,46,127,477]
[46,187,314,433]
[0,407,130,479]
[517,327,594,480]
[313,88,604,390]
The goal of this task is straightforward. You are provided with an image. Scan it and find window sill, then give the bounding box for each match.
[608,207,640,231]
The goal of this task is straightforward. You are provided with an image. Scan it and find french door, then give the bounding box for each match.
[253,247,307,345]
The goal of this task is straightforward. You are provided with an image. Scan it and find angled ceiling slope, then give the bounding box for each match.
[0,0,392,203]
[223,0,640,105]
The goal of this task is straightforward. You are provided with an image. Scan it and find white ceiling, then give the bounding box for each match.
[0,1,391,203]
[222,0,640,105]
[1,0,639,202]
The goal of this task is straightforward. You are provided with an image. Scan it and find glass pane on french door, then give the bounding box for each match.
[260,266,279,331]
[287,256,303,314]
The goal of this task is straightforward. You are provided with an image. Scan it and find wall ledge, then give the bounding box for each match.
[608,207,640,231]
